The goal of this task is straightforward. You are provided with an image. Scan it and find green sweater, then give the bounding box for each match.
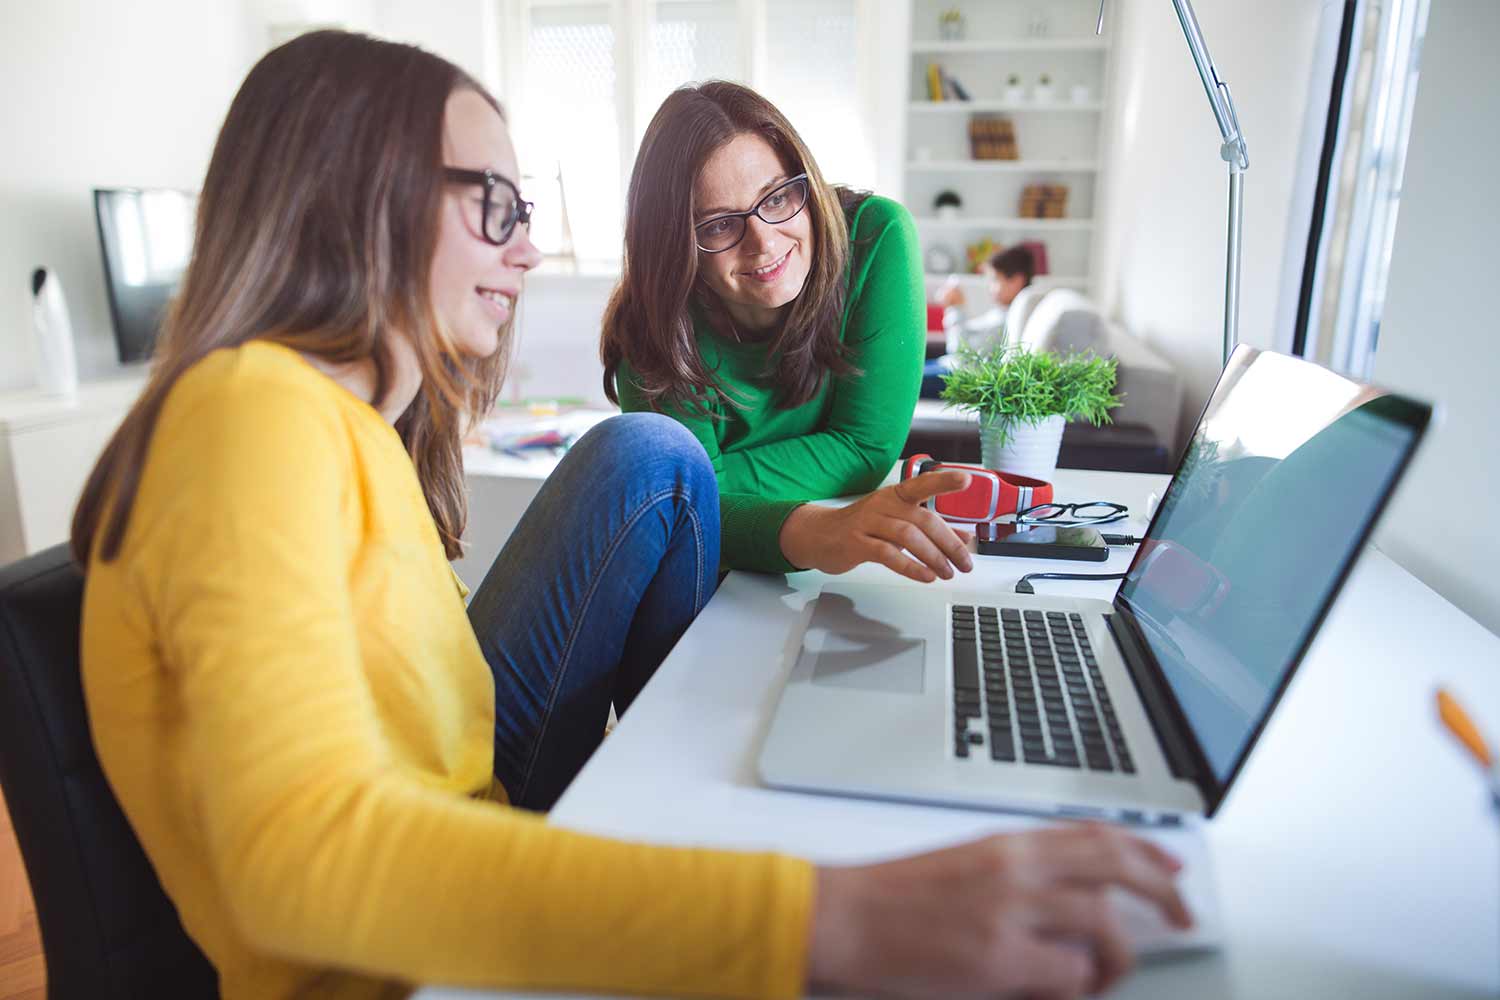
[618,195,924,572]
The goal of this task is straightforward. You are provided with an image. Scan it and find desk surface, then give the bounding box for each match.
[420,469,1499,1000]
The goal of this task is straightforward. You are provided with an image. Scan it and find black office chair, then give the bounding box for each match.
[0,544,217,999]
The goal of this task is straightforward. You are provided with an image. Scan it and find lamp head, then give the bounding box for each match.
[1097,0,1106,34]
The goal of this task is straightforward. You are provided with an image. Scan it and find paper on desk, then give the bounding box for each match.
[478,408,615,455]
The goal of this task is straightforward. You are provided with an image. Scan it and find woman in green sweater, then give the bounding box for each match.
[602,81,959,579]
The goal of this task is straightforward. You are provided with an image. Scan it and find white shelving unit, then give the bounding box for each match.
[903,0,1114,301]
[910,101,1105,113]
[914,216,1095,230]
[907,160,1098,172]
[911,39,1109,53]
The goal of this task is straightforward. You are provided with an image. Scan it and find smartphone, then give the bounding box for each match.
[976,523,1108,561]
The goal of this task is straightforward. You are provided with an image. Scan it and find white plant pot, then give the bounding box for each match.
[1003,85,1026,104]
[980,413,1066,482]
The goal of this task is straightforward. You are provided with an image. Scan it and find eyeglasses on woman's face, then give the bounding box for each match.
[694,173,810,253]
[443,167,534,246]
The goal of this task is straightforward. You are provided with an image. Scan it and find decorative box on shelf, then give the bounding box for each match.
[967,116,1018,160]
[1019,184,1070,219]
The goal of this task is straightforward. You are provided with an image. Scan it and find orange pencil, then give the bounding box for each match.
[1437,688,1500,810]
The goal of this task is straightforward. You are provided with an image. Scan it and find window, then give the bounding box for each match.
[1292,0,1430,377]
[500,0,871,271]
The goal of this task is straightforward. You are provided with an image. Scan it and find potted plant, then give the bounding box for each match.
[939,346,1121,481]
[933,189,963,220]
[1003,73,1025,104]
[939,6,965,41]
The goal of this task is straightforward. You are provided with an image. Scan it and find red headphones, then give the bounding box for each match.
[901,454,1055,524]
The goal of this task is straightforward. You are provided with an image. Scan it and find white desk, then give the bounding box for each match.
[421,469,1500,999]
[455,409,617,594]
[0,374,147,563]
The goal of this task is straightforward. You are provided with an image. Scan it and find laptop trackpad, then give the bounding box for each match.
[805,628,926,694]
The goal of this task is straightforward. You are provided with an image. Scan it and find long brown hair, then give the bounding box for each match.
[72,30,510,565]
[600,80,861,413]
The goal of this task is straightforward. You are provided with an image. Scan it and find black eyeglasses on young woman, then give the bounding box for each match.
[443,167,534,246]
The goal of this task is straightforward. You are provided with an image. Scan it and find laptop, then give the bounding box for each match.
[759,346,1432,825]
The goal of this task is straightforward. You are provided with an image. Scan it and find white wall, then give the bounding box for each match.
[0,1,262,390]
[1371,0,1500,638]
[372,0,494,91]
[1093,0,1331,454]
[0,0,391,394]
[864,0,913,200]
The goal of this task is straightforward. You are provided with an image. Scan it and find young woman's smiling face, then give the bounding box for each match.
[693,132,813,334]
[429,88,542,359]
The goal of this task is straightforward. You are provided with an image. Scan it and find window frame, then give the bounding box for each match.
[1290,0,1430,377]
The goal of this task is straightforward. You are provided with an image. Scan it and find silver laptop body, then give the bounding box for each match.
[759,347,1432,825]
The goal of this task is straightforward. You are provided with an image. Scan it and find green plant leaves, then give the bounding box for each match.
[939,345,1122,433]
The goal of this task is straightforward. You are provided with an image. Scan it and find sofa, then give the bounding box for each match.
[909,289,1184,473]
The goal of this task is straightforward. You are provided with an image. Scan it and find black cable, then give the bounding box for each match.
[1016,571,1127,595]
[1100,534,1142,546]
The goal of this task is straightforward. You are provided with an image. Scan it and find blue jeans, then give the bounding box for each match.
[920,356,951,399]
[466,413,721,811]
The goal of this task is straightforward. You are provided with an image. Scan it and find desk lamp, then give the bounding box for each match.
[1097,0,1249,367]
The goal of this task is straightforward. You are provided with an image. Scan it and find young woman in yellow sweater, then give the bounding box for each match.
[72,30,1190,1000]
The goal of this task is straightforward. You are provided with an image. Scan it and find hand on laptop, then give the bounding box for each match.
[807,823,1193,999]
[778,469,975,582]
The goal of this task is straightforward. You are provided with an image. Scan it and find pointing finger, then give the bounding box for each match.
[893,469,971,505]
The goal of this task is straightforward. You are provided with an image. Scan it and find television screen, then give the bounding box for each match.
[94,188,196,363]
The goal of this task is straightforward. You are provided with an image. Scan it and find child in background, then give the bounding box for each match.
[920,244,1036,398]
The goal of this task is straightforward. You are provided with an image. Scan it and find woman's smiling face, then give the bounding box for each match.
[430,88,541,360]
[693,132,813,334]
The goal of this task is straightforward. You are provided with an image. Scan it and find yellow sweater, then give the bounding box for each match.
[81,341,813,1000]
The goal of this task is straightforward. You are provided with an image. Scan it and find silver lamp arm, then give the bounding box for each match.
[1098,0,1247,365]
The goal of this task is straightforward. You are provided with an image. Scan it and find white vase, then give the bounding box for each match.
[30,267,78,399]
[979,413,1066,482]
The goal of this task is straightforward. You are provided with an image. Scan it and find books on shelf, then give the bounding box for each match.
[960,238,1050,277]
[926,63,944,102]
[943,69,971,101]
[925,64,972,102]
[1019,184,1069,218]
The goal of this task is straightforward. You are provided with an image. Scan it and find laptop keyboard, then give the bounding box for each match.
[952,606,1135,773]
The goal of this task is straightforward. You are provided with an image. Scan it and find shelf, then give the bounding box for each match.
[909,100,1104,113]
[912,39,1109,54]
[907,160,1098,172]
[915,217,1095,231]
[929,272,1089,287]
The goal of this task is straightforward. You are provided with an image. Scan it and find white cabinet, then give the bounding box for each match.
[904,0,1114,299]
[0,376,146,563]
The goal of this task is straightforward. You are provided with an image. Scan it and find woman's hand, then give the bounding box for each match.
[808,824,1193,999]
[778,470,975,582]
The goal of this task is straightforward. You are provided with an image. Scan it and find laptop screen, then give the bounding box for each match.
[1116,348,1429,786]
